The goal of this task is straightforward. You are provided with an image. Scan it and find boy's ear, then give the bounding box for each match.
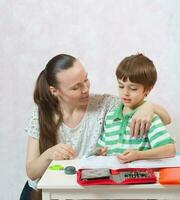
[49,86,59,97]
[145,86,153,96]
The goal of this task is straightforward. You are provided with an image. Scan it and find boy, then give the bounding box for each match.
[97,54,176,163]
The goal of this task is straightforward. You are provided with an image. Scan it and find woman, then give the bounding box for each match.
[20,54,171,200]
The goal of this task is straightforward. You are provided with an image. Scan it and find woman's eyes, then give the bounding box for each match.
[71,79,89,90]
[72,87,79,91]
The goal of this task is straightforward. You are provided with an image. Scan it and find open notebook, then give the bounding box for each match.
[79,154,180,169]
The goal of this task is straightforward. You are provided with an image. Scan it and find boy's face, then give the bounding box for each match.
[118,78,150,109]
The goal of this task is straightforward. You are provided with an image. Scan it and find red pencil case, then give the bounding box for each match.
[77,168,157,186]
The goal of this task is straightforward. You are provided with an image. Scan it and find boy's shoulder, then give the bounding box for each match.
[105,104,122,119]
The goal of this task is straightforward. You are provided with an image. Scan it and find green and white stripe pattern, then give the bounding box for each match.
[97,104,174,156]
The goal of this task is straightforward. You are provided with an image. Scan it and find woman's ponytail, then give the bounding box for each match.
[34,70,61,153]
[33,54,76,154]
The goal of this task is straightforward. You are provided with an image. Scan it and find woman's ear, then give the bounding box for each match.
[49,86,59,97]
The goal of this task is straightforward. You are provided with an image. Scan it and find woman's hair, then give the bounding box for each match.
[116,53,157,90]
[34,54,76,153]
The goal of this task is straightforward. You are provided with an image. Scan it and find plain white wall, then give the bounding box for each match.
[1,0,180,199]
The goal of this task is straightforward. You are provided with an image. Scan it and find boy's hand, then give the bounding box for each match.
[97,147,107,156]
[88,147,107,157]
[117,149,140,163]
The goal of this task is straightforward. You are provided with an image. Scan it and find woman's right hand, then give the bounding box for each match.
[26,137,76,180]
[47,144,76,160]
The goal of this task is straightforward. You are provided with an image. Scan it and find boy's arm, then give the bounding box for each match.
[117,144,176,163]
[118,115,175,163]
[96,133,106,147]
[92,135,107,156]
[137,144,176,159]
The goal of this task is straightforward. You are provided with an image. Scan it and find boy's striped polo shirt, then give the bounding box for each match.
[97,103,174,156]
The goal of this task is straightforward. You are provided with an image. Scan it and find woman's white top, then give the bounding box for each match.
[25,94,119,189]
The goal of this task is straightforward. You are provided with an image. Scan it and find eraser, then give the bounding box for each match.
[64,166,76,175]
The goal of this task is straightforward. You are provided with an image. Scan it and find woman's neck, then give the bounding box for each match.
[61,104,88,128]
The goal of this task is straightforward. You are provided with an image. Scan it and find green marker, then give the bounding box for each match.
[48,164,64,171]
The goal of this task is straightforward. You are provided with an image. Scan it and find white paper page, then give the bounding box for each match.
[129,156,180,168]
[79,155,180,169]
[79,156,129,169]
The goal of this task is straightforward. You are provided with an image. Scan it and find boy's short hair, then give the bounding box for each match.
[116,53,157,90]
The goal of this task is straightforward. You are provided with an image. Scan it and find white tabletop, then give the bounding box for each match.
[38,159,180,200]
[38,159,82,189]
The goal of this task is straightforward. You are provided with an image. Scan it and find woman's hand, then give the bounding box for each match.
[26,138,76,180]
[130,102,153,137]
[130,102,171,137]
[47,144,76,160]
[117,149,140,163]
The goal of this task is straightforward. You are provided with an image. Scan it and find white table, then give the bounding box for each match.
[38,159,180,200]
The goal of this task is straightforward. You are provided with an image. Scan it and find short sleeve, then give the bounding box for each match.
[103,94,120,112]
[148,115,174,148]
[24,106,40,139]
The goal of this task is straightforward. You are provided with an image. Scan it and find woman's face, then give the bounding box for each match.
[51,60,90,107]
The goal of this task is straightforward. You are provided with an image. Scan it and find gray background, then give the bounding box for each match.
[0,0,180,199]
